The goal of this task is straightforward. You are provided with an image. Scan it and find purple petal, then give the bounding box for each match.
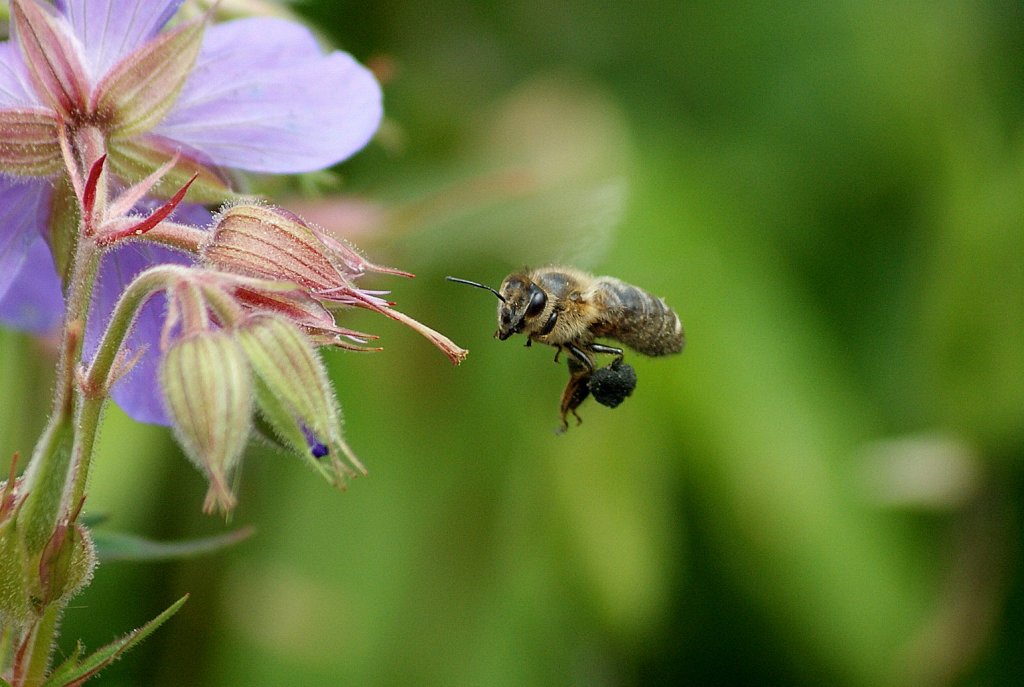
[0,235,65,334]
[0,42,41,107]
[153,18,382,173]
[55,0,183,80]
[0,177,53,301]
[85,202,211,425]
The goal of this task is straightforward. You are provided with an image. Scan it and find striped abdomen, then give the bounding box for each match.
[590,277,684,356]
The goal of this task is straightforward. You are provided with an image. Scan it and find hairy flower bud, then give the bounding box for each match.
[236,313,365,484]
[160,329,253,515]
[37,519,96,612]
[204,204,353,291]
[0,511,96,629]
[204,203,469,364]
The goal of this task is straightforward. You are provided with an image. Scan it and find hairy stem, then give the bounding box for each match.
[11,126,106,681]
[69,264,190,507]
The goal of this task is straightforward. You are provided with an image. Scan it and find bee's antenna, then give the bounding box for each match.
[446,276,506,303]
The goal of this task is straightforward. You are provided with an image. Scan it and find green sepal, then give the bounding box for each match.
[94,16,206,138]
[107,135,240,204]
[237,315,342,446]
[45,179,80,292]
[10,0,90,119]
[0,108,61,176]
[36,523,96,613]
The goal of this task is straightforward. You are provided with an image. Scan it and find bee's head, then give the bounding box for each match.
[445,273,547,341]
[495,274,547,340]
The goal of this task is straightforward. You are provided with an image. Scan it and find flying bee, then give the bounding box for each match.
[447,266,685,430]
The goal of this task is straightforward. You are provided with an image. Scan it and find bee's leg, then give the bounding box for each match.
[558,359,591,433]
[552,345,562,363]
[587,342,624,363]
[524,338,532,347]
[566,343,595,372]
[539,309,559,336]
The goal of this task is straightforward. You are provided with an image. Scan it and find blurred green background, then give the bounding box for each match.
[3,0,1024,684]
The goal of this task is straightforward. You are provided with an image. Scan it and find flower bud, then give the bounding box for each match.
[160,329,253,515]
[204,204,352,292]
[37,520,96,612]
[204,203,469,364]
[236,314,365,484]
[0,515,96,629]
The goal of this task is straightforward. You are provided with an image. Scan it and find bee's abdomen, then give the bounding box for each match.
[592,278,685,356]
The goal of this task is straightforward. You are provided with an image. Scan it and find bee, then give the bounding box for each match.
[447,266,685,430]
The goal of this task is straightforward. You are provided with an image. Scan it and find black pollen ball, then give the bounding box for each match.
[587,360,637,408]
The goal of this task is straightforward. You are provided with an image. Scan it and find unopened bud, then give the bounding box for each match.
[236,314,365,483]
[0,516,95,628]
[204,204,467,364]
[37,520,96,611]
[204,204,352,292]
[160,330,253,515]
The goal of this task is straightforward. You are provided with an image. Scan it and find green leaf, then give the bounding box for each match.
[43,641,83,684]
[43,595,188,686]
[92,526,254,563]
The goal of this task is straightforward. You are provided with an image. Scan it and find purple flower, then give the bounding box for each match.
[0,0,382,424]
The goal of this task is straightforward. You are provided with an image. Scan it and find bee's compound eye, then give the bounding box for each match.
[526,286,547,318]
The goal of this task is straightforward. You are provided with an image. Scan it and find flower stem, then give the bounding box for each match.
[11,127,106,676]
[70,264,190,507]
[82,265,188,397]
[17,231,101,555]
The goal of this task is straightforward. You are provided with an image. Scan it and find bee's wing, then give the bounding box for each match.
[388,74,632,270]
